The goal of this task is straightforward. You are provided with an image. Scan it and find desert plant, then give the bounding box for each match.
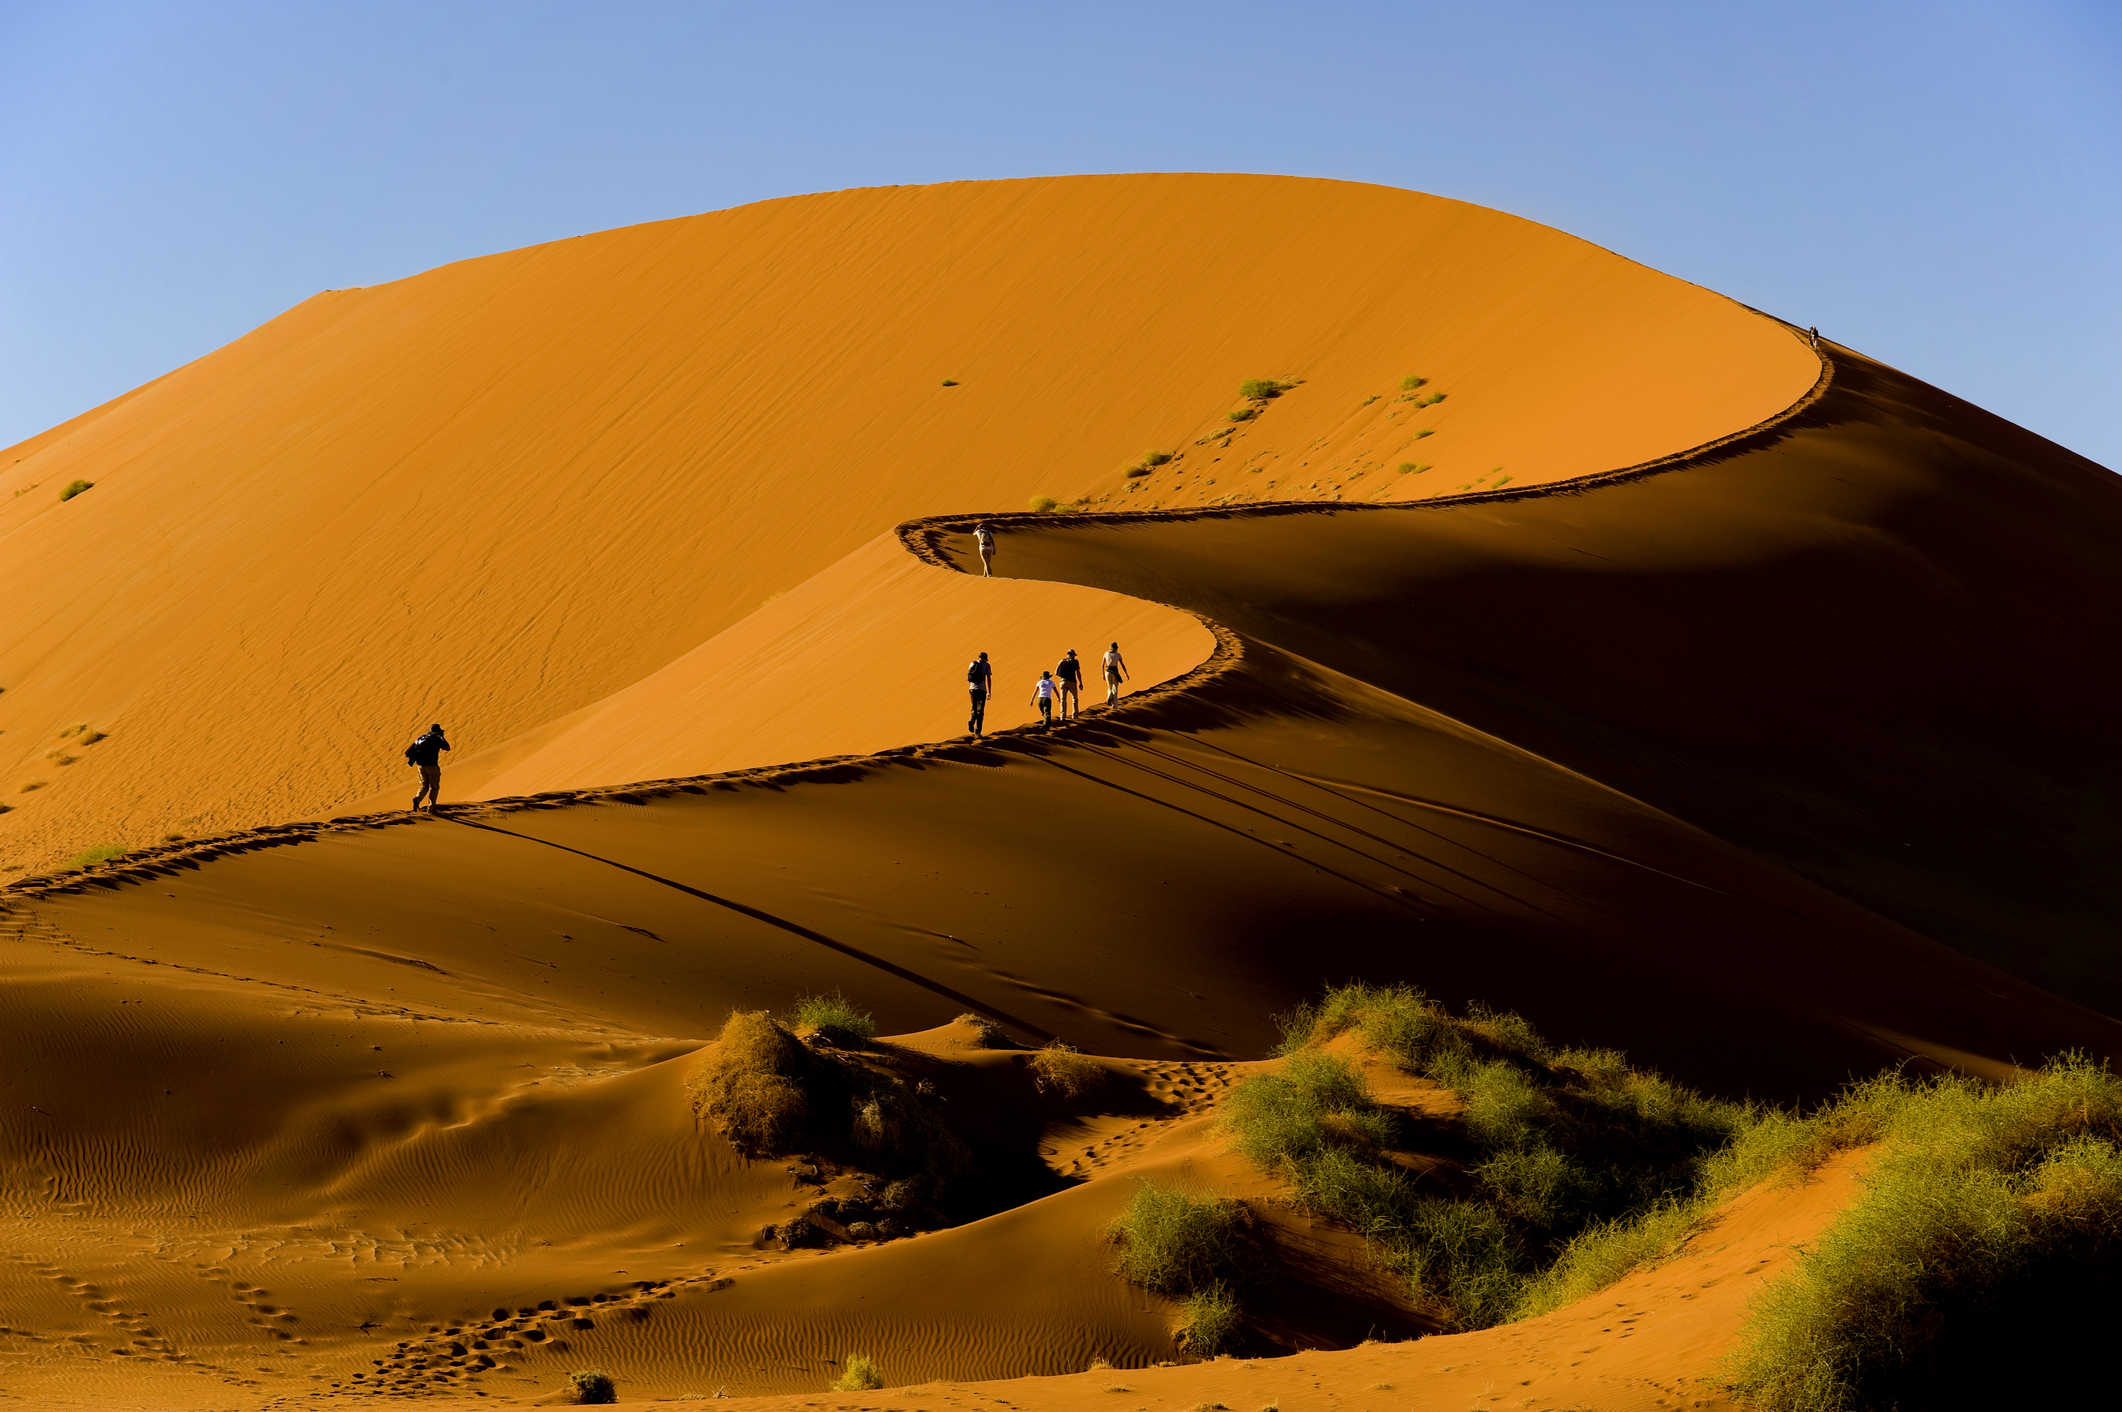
[1028,495,1059,513]
[1178,1283,1241,1356]
[20,779,47,792]
[940,378,958,386]
[64,843,126,870]
[569,1368,617,1404]
[791,990,877,1046]
[1400,376,1428,391]
[1238,378,1285,400]
[1724,1055,2122,1412]
[830,1353,884,1392]
[1124,465,1151,479]
[1029,1040,1102,1098]
[1412,428,1434,439]
[1109,1180,1247,1296]
[955,1012,1009,1046]
[1141,449,1172,466]
[60,479,94,501]
[78,729,107,744]
[1226,408,1257,423]
[687,1009,820,1152]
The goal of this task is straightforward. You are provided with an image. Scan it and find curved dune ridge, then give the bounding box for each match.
[1,175,2116,1410]
[0,172,1812,876]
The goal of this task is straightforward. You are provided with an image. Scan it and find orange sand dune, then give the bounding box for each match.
[0,173,1811,876]
[1,174,2112,1411]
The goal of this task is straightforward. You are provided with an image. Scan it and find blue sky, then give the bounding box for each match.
[4,1,2118,465]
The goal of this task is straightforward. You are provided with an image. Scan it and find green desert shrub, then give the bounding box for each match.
[1400,375,1428,391]
[791,989,877,1046]
[63,843,127,870]
[568,1368,617,1404]
[1028,495,1059,512]
[1109,1180,1247,1297]
[1226,408,1257,422]
[1140,449,1172,466]
[1238,378,1285,400]
[939,378,958,386]
[1124,465,1151,479]
[1411,428,1435,439]
[829,1354,884,1392]
[60,479,94,501]
[1725,1056,2122,1412]
[955,1012,1009,1047]
[1178,1283,1241,1355]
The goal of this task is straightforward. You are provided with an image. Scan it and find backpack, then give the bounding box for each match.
[967,662,985,686]
[405,740,421,767]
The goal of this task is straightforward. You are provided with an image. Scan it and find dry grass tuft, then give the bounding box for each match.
[687,1010,819,1153]
[1029,1040,1103,1098]
[829,1353,884,1392]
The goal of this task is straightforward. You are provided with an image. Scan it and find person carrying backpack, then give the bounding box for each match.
[1102,641,1129,706]
[405,723,450,812]
[1031,671,1058,731]
[966,652,993,736]
[1054,649,1083,720]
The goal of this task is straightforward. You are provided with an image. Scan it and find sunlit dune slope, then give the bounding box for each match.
[0,173,1812,875]
[922,342,2122,1017]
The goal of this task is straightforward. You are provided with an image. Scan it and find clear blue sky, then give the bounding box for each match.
[4,1,2118,466]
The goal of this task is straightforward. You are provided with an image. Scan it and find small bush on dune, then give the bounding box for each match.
[955,1012,1009,1047]
[60,479,94,501]
[687,1009,822,1153]
[1124,465,1151,479]
[64,843,127,870]
[1178,1283,1241,1355]
[1400,375,1428,391]
[1029,1040,1102,1098]
[1140,449,1172,467]
[1028,495,1059,512]
[830,1354,884,1392]
[1226,408,1257,423]
[568,1368,617,1404]
[1239,378,1286,401]
[791,990,876,1046]
[1109,1180,1247,1297]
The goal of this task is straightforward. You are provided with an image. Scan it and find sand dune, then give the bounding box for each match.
[1,174,2113,1409]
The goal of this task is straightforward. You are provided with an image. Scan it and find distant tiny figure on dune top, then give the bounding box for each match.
[967,651,993,736]
[1103,641,1128,705]
[974,522,996,577]
[405,723,450,813]
[1055,648,1082,720]
[1032,670,1057,731]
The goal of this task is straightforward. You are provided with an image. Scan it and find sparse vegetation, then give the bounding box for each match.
[1141,449,1173,467]
[1178,1283,1242,1356]
[689,1010,817,1152]
[955,1012,1009,1046]
[79,729,107,745]
[1400,376,1428,391]
[1411,428,1434,439]
[1396,463,1429,475]
[1110,1179,1249,1299]
[940,378,958,387]
[568,1368,617,1404]
[1238,378,1287,401]
[1028,495,1059,513]
[20,779,47,792]
[65,843,127,869]
[1125,466,1151,479]
[60,479,94,501]
[830,1354,884,1392]
[1029,1040,1103,1098]
[792,990,877,1046]
[1226,408,1256,422]
[1725,1056,2122,1412]
[1360,395,1379,407]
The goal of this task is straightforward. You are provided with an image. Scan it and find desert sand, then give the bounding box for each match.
[1,174,2114,1409]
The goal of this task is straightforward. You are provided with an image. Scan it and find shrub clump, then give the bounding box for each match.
[1109,1180,1254,1355]
[64,843,127,870]
[1178,1283,1241,1355]
[60,479,94,501]
[792,990,877,1046]
[568,1368,617,1404]
[1028,495,1059,513]
[1239,378,1287,401]
[1726,1055,2122,1412]
[1124,465,1151,479]
[1029,1040,1102,1098]
[830,1353,884,1392]
[1400,375,1428,391]
[955,1012,1009,1047]
[688,1009,821,1153]
[1226,408,1257,423]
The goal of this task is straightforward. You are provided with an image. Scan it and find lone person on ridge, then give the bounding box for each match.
[1031,670,1058,732]
[974,522,996,577]
[406,723,450,813]
[1102,641,1129,706]
[967,651,993,736]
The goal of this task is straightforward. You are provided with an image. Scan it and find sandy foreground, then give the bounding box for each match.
[3,175,2119,1409]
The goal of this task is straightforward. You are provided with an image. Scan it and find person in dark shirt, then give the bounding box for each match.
[406,724,451,813]
[966,653,993,736]
[1055,649,1083,720]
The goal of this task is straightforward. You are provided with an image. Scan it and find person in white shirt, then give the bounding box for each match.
[1102,642,1129,706]
[975,523,996,577]
[1031,670,1057,731]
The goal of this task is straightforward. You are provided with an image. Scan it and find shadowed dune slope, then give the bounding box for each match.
[922,342,2122,1018]
[0,172,1812,875]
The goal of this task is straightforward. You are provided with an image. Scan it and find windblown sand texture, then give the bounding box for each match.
[1,174,2116,1410]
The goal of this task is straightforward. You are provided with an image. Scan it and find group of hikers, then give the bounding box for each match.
[966,642,1128,736]
[399,522,1101,811]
